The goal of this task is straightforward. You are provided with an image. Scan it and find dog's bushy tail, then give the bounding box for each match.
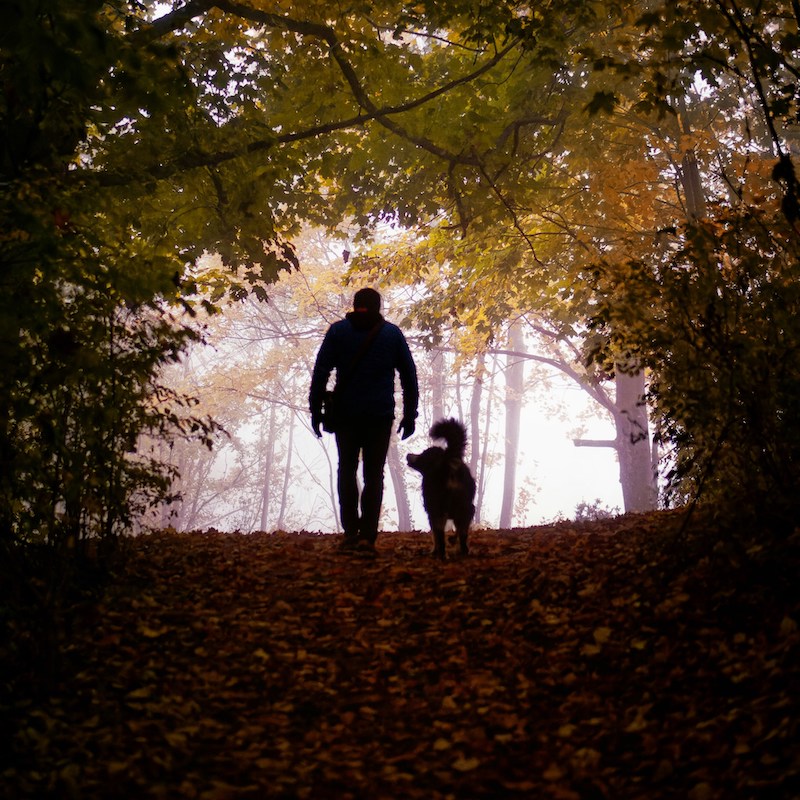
[430,418,468,459]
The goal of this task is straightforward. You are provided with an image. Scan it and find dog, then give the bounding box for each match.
[406,418,476,559]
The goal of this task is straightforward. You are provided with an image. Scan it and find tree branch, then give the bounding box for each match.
[423,340,616,418]
[91,0,525,187]
[474,158,543,261]
[131,0,217,43]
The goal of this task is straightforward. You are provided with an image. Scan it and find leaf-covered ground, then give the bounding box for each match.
[3,512,800,799]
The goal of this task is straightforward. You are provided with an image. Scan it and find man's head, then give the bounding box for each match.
[353,287,381,314]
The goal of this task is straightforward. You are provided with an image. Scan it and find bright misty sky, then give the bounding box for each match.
[409,380,625,527]
[296,372,624,532]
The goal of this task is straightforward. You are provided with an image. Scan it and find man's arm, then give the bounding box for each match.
[309,327,336,436]
[395,332,419,439]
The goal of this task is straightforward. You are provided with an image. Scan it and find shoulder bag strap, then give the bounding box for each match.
[337,320,384,390]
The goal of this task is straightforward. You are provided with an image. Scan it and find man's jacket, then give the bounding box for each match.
[309,309,418,422]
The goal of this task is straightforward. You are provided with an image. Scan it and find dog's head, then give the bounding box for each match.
[406,446,447,475]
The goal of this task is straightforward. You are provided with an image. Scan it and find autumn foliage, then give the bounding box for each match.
[3,513,798,799]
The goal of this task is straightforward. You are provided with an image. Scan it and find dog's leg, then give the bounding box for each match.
[456,523,469,556]
[432,527,446,559]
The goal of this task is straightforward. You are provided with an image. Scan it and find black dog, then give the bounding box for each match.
[406,418,476,559]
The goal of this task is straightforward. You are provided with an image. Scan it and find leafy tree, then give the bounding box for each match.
[0,0,226,683]
[575,0,800,529]
[589,203,800,531]
[0,1,220,567]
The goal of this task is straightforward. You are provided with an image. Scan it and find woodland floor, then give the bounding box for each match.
[2,511,800,800]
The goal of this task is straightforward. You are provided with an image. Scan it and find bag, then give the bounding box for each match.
[321,389,340,433]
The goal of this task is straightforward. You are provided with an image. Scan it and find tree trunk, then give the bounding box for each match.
[276,408,295,531]
[468,354,484,478]
[468,354,485,519]
[429,348,445,423]
[676,96,707,221]
[174,449,203,531]
[387,439,412,531]
[614,369,657,513]
[478,360,498,522]
[259,403,278,531]
[500,323,524,528]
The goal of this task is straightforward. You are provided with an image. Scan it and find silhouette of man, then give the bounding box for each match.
[309,288,418,553]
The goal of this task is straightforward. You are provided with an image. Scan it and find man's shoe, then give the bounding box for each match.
[355,539,377,557]
[339,535,359,552]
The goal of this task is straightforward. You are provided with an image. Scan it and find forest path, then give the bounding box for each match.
[5,515,799,799]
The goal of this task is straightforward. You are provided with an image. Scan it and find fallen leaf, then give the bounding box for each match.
[433,738,451,751]
[543,762,565,781]
[593,626,612,644]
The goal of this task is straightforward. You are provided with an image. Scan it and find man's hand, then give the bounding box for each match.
[397,417,415,440]
[311,412,323,438]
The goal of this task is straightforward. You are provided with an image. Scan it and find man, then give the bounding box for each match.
[309,288,418,553]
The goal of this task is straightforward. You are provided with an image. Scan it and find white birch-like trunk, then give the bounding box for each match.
[259,403,277,531]
[615,370,657,513]
[500,323,524,529]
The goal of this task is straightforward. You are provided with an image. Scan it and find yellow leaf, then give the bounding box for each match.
[452,756,480,772]
[433,738,451,751]
[164,731,187,748]
[593,626,612,644]
[571,748,601,770]
[625,708,649,732]
[440,696,458,712]
[557,724,576,738]
[138,624,168,638]
[543,762,565,781]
